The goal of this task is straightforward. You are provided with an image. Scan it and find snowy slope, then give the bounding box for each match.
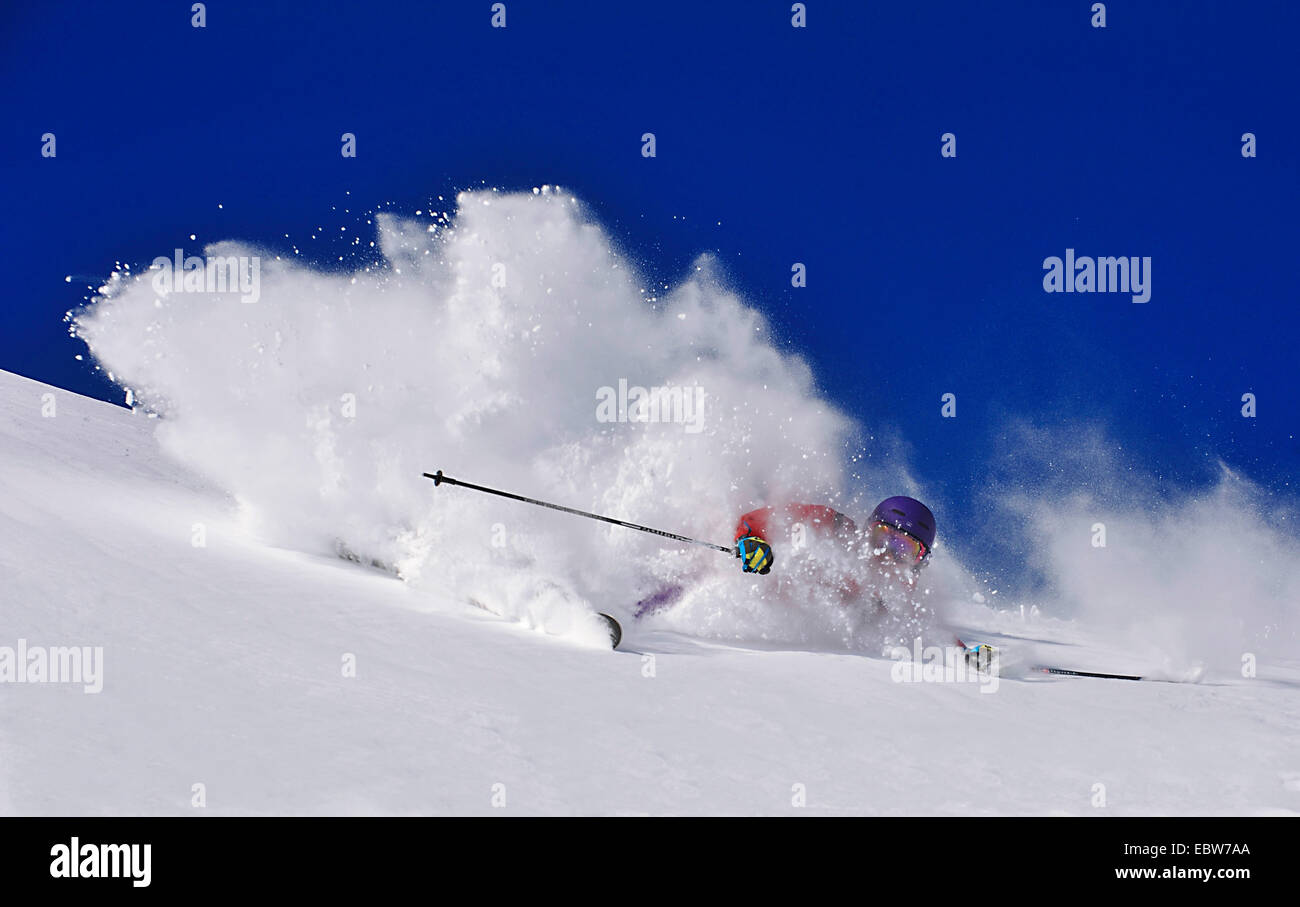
[2,368,1298,816]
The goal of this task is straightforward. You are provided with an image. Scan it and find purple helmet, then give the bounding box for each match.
[869,496,936,553]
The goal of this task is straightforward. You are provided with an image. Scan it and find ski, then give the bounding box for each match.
[597,613,623,650]
[466,597,624,651]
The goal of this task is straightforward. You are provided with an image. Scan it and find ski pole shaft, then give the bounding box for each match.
[422,470,734,554]
[1031,666,1143,681]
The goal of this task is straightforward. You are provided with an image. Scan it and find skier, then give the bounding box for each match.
[734,496,932,618]
[425,469,993,662]
[637,496,936,619]
[425,469,1004,663]
[733,496,934,580]
[733,495,992,665]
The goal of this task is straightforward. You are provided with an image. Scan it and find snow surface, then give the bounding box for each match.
[7,187,1296,815]
[3,367,1298,815]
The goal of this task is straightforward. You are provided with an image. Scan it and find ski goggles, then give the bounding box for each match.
[869,521,929,565]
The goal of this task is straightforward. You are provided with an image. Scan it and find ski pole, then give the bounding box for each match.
[422,470,735,554]
[1031,666,1143,681]
[956,638,1149,682]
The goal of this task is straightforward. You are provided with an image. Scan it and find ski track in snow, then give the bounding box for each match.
[3,369,1299,816]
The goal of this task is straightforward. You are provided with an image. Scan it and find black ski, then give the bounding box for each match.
[596,613,623,650]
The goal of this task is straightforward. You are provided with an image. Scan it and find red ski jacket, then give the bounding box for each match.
[733,504,857,545]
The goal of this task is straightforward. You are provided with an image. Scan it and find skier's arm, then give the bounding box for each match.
[733,508,774,574]
[731,503,847,575]
[736,534,773,574]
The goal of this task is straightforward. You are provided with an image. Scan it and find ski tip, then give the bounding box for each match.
[596,612,622,650]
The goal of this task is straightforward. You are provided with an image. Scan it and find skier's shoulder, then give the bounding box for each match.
[785,502,855,533]
[734,502,856,540]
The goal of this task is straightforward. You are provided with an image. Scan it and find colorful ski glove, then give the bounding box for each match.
[963,643,998,674]
[736,535,773,574]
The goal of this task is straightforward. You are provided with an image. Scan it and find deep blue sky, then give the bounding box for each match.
[3,1,1297,580]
